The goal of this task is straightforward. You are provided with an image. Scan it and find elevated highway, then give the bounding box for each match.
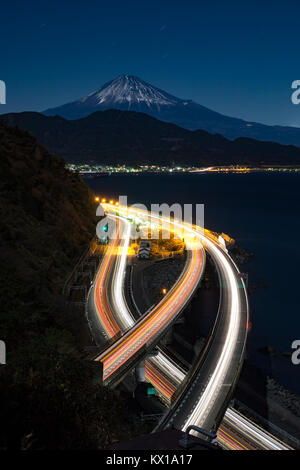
[87,202,290,450]
[94,223,205,385]
[156,231,249,432]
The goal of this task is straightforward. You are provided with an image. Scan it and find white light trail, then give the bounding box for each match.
[109,214,136,331]
[182,236,240,429]
[224,408,292,450]
[103,204,291,451]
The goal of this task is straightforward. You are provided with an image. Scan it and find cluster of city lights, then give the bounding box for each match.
[94,196,119,206]
[67,163,196,174]
[69,163,300,176]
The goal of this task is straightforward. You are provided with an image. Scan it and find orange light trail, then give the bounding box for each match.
[217,424,256,450]
[94,219,122,339]
[99,243,203,381]
[145,360,177,401]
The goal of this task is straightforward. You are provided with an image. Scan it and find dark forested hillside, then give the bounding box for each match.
[0,121,144,449]
[2,110,300,166]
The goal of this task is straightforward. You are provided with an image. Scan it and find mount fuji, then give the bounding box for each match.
[41,74,300,147]
[44,75,188,117]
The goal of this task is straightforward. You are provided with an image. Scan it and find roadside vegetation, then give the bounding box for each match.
[0,121,146,449]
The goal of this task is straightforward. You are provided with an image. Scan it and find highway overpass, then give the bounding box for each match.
[93,206,205,386]
[87,202,291,450]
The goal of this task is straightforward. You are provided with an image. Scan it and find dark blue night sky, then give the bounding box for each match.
[1,0,300,126]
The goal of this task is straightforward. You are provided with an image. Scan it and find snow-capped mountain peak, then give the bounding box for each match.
[43,74,194,120]
[39,74,300,146]
[79,75,182,109]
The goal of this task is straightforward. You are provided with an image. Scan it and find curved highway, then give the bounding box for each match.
[99,203,248,430]
[145,351,291,449]
[87,215,133,345]
[88,202,290,450]
[93,204,205,385]
[156,229,249,432]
